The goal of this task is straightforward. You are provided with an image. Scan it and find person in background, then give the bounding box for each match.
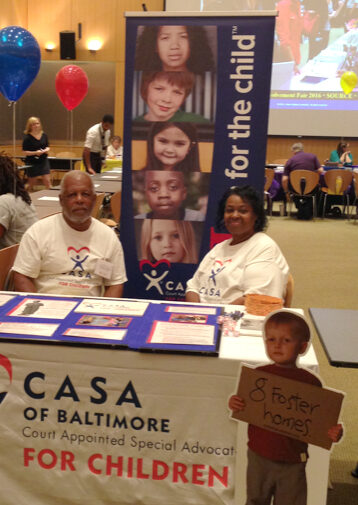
[186,185,289,305]
[22,117,51,191]
[282,142,323,193]
[229,309,343,505]
[140,219,198,264]
[303,0,330,60]
[106,136,123,160]
[276,0,303,74]
[83,114,113,174]
[329,141,353,166]
[13,171,126,297]
[0,154,38,249]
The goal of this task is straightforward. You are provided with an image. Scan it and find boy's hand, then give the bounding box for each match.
[328,423,343,443]
[229,394,245,412]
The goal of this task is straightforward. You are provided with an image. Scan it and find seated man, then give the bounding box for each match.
[281,142,323,219]
[13,171,127,297]
[282,142,323,193]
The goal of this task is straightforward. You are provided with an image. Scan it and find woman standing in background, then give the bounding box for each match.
[22,117,51,191]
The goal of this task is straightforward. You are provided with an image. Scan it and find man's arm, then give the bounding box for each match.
[13,272,37,293]
[104,283,124,298]
[83,147,95,175]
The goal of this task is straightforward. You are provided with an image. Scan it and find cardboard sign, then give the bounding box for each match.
[232,366,344,450]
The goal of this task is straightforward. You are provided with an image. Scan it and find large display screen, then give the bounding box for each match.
[165,0,358,138]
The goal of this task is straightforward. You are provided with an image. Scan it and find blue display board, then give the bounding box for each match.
[0,294,221,355]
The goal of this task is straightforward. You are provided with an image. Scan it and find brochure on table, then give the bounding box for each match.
[0,294,221,355]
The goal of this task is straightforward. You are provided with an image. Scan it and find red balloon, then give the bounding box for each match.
[55,65,88,110]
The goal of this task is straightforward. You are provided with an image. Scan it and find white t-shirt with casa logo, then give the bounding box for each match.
[186,232,289,304]
[13,214,127,297]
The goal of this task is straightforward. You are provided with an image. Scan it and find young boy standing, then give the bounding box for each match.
[229,310,342,505]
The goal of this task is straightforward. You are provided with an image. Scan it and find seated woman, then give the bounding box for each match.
[0,154,38,249]
[186,185,289,305]
[329,141,353,167]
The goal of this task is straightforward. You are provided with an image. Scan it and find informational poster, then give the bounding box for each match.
[232,366,344,450]
[121,12,276,300]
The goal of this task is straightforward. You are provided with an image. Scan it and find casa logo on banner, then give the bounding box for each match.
[0,354,13,404]
[139,260,185,297]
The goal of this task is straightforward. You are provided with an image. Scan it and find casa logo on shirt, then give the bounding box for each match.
[139,260,185,297]
[0,354,13,405]
[199,259,232,298]
[208,259,232,285]
[67,247,92,278]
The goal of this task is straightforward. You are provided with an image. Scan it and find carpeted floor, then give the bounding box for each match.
[266,211,358,505]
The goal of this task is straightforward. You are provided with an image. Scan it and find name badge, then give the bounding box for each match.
[95,259,113,280]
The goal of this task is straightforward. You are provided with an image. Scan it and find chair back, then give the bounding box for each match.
[110,191,122,223]
[290,170,319,195]
[0,244,19,290]
[284,273,294,308]
[264,168,275,192]
[74,160,86,171]
[91,193,106,219]
[353,171,358,193]
[324,169,353,195]
[56,151,77,158]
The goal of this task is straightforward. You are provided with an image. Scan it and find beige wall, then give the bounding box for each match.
[0,0,164,137]
[1,2,353,156]
[266,137,358,165]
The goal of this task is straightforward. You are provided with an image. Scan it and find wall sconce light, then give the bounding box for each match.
[87,39,102,53]
[45,42,56,52]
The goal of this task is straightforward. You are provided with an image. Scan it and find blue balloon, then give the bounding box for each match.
[0,26,41,102]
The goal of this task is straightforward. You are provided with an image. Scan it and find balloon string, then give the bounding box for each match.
[70,110,73,169]
[11,101,17,197]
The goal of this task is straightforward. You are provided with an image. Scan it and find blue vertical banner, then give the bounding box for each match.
[121,13,275,300]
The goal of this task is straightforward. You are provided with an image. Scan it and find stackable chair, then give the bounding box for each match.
[288,170,320,218]
[351,171,358,221]
[74,160,86,171]
[51,151,78,184]
[0,243,19,290]
[264,168,275,216]
[100,191,122,233]
[284,273,294,308]
[321,169,353,219]
[91,193,106,219]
